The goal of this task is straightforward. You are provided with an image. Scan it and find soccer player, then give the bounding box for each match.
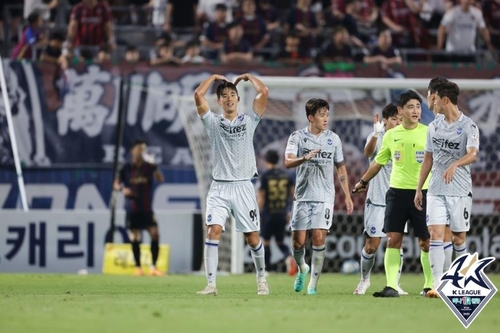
[258,149,295,274]
[113,140,165,276]
[194,73,270,295]
[427,76,454,271]
[285,98,354,295]
[352,90,433,297]
[354,104,407,295]
[415,81,479,297]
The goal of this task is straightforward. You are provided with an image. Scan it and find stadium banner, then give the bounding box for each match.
[102,243,170,275]
[0,210,195,273]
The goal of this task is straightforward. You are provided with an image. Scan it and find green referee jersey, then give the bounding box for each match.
[374,123,430,190]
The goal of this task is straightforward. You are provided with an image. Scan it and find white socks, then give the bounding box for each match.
[204,239,219,285]
[454,242,467,257]
[443,241,453,271]
[250,240,266,279]
[360,248,375,280]
[429,240,445,289]
[309,245,325,288]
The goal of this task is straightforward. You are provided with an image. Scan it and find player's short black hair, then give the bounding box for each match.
[305,98,330,118]
[428,76,449,94]
[216,81,239,99]
[435,81,459,105]
[215,3,228,11]
[27,10,41,25]
[131,139,146,150]
[398,90,422,108]
[264,150,279,165]
[381,103,398,119]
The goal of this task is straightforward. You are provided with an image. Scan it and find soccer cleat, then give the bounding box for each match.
[286,256,298,276]
[197,284,218,296]
[307,286,318,295]
[134,267,144,276]
[420,288,432,297]
[426,289,440,298]
[373,286,400,298]
[150,268,165,277]
[397,285,409,295]
[294,264,310,292]
[257,279,270,295]
[353,279,371,295]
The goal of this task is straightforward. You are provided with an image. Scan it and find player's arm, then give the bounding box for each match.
[153,168,165,183]
[234,73,269,116]
[364,114,384,157]
[414,152,433,210]
[285,151,319,169]
[353,133,391,193]
[257,189,266,211]
[443,147,478,185]
[335,162,354,214]
[194,74,229,115]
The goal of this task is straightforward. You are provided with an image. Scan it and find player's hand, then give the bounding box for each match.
[234,73,250,86]
[304,149,320,161]
[122,187,133,197]
[212,74,229,82]
[351,181,367,194]
[373,114,384,134]
[443,163,458,184]
[414,190,424,211]
[345,196,354,215]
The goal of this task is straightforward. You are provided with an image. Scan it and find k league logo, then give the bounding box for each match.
[437,253,497,329]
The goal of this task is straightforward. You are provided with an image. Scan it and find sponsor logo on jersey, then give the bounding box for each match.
[438,253,497,328]
[457,127,463,135]
[432,138,461,150]
[220,122,247,134]
[303,148,332,159]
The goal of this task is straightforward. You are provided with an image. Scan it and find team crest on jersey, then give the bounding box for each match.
[415,151,425,164]
[207,214,212,222]
[370,226,376,234]
[327,138,333,145]
[457,127,463,135]
[237,115,244,121]
[437,253,497,329]
[394,151,401,161]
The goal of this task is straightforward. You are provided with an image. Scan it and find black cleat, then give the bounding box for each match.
[421,288,432,297]
[373,286,400,298]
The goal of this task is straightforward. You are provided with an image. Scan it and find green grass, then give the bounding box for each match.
[1,273,499,333]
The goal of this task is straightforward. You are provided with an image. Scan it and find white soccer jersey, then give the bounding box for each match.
[366,131,391,206]
[200,110,261,181]
[441,6,486,52]
[425,112,479,196]
[285,127,344,203]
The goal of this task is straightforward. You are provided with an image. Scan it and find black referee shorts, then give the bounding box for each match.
[384,188,430,239]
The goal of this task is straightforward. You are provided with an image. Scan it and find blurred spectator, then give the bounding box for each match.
[363,29,402,66]
[40,31,65,62]
[125,45,140,62]
[381,0,421,47]
[276,30,310,65]
[323,0,358,37]
[80,47,96,62]
[200,3,228,60]
[1,0,23,43]
[321,25,354,62]
[182,39,206,63]
[345,0,378,41]
[284,0,319,49]
[128,0,152,26]
[481,0,500,49]
[437,0,494,54]
[24,0,59,21]
[198,0,235,24]
[150,44,182,65]
[419,0,447,29]
[96,44,112,63]
[220,20,253,63]
[240,0,270,51]
[257,0,280,31]
[11,11,47,60]
[163,0,198,32]
[66,0,114,53]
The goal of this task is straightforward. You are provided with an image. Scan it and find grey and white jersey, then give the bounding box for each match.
[425,112,479,196]
[200,110,261,181]
[285,127,344,203]
[366,131,391,206]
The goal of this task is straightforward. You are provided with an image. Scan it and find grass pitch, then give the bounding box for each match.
[1,273,499,333]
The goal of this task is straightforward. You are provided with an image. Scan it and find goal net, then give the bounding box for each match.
[179,77,500,274]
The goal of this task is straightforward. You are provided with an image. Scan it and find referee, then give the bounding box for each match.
[352,90,433,297]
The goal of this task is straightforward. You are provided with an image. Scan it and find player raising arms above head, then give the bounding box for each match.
[353,90,433,297]
[415,80,479,298]
[194,73,270,296]
[353,104,407,295]
[285,98,354,295]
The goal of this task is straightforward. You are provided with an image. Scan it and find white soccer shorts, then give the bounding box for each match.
[364,202,386,238]
[290,201,334,231]
[205,180,260,233]
[426,195,472,232]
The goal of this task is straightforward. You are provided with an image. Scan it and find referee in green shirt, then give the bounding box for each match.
[353,90,433,297]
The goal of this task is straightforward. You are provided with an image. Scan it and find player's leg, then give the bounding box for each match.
[443,226,453,271]
[355,203,384,294]
[290,201,311,292]
[274,215,291,260]
[449,195,472,258]
[197,182,230,295]
[260,215,273,273]
[426,195,448,294]
[396,222,408,295]
[145,214,163,276]
[126,213,144,276]
[234,181,269,295]
[410,191,433,296]
[373,189,408,297]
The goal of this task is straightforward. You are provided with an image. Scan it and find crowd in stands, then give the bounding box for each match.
[1,0,499,68]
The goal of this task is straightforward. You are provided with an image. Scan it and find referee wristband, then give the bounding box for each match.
[359,179,368,186]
